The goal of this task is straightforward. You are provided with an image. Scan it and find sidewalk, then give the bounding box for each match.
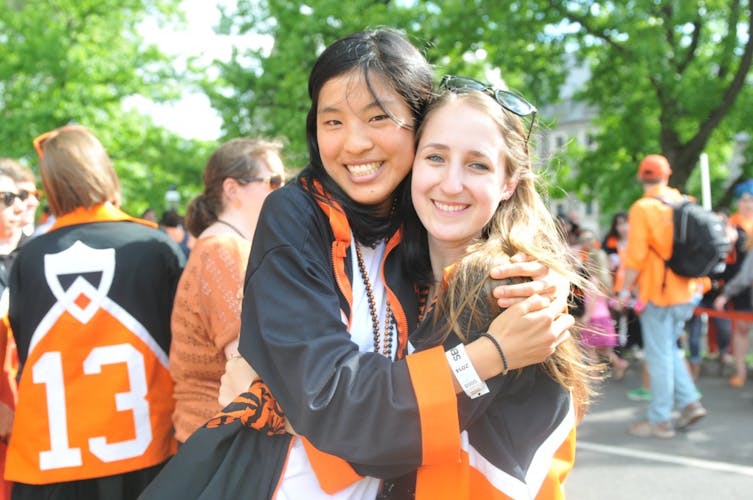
[566,358,753,499]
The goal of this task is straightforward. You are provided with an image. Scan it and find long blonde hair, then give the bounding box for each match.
[424,90,595,411]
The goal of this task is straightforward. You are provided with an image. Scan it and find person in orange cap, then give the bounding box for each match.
[617,154,707,439]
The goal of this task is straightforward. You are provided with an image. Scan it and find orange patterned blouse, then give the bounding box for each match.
[169,234,251,442]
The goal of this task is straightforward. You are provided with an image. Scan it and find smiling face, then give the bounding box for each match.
[316,71,416,215]
[412,98,517,259]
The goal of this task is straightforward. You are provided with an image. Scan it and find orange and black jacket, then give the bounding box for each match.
[238,181,461,484]
[408,310,576,499]
[4,204,185,485]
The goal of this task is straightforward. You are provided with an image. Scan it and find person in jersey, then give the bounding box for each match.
[141,28,573,499]
[2,125,185,500]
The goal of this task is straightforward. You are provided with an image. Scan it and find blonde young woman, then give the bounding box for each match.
[399,79,592,498]
[169,138,285,443]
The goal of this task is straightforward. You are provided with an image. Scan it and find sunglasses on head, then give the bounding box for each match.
[241,174,284,190]
[439,75,538,145]
[33,124,90,159]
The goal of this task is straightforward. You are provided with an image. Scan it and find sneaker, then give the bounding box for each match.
[676,401,707,430]
[627,387,651,401]
[628,420,675,439]
[728,375,746,388]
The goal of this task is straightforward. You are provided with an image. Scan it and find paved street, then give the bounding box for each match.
[565,359,753,499]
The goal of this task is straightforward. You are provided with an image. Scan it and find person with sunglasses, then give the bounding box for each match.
[0,162,29,294]
[169,137,286,444]
[4,160,41,238]
[142,29,572,500]
[0,161,26,500]
[2,125,186,500]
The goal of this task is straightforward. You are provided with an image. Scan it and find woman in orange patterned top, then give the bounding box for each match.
[169,138,286,443]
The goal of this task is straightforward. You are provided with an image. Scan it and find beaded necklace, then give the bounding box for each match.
[216,219,247,240]
[354,242,394,357]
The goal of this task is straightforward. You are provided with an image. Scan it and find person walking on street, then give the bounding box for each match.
[618,154,707,439]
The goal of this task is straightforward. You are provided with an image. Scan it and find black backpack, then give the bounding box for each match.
[654,196,729,277]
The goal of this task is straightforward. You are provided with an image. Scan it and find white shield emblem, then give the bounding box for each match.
[44,241,116,324]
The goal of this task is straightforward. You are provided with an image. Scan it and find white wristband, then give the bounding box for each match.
[446,344,489,399]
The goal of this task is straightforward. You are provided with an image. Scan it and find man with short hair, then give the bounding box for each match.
[619,154,707,439]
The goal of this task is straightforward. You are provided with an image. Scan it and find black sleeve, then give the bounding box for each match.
[238,187,458,470]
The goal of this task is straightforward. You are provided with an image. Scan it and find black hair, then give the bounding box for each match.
[298,27,433,246]
[603,211,627,244]
[160,209,183,228]
[400,171,432,287]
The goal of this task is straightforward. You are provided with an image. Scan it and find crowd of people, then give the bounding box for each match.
[561,155,753,441]
[0,25,748,500]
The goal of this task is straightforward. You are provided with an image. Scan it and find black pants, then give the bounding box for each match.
[11,461,167,500]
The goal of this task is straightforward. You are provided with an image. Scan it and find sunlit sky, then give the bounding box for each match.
[130,0,271,141]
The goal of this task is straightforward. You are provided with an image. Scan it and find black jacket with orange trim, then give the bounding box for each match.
[142,182,574,499]
[5,204,185,485]
[238,182,462,484]
[236,179,576,498]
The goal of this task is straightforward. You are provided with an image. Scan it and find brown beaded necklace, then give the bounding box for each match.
[354,242,394,357]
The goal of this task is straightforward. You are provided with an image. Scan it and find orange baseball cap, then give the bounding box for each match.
[638,154,672,181]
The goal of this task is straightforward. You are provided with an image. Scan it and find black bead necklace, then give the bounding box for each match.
[216,219,247,240]
[354,242,394,357]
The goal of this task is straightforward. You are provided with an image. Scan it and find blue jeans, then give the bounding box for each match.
[640,302,700,424]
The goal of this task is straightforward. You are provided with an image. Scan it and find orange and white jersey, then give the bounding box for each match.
[5,205,185,484]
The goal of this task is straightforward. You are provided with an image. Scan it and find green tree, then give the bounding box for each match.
[0,0,213,216]
[208,0,753,215]
[550,0,753,212]
[208,0,567,168]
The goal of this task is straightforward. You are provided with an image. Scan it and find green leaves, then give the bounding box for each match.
[0,0,210,216]
[2,0,752,223]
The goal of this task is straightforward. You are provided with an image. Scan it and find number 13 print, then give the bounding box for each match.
[33,343,152,470]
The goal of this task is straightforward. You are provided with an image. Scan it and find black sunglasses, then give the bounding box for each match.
[242,174,284,190]
[439,75,538,145]
[0,191,23,207]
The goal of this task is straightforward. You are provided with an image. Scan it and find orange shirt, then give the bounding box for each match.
[624,185,700,306]
[169,234,251,442]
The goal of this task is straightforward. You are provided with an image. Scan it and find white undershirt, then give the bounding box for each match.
[275,238,391,499]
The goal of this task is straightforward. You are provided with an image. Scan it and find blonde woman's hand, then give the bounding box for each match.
[218,355,258,407]
[487,293,574,371]
[490,253,568,308]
